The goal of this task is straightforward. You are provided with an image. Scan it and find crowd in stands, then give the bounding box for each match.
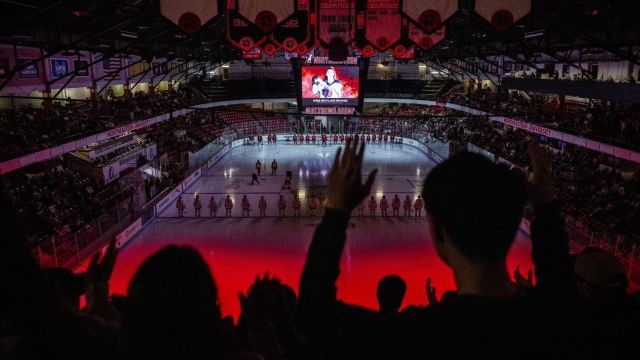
[0,87,202,161]
[2,137,639,359]
[414,111,640,253]
[449,89,640,150]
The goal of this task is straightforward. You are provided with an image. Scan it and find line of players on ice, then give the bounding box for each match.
[174,193,425,218]
[245,133,398,146]
[291,133,397,146]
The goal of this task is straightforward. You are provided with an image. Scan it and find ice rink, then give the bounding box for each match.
[110,141,534,319]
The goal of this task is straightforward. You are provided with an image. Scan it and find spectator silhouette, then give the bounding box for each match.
[376,275,406,314]
[122,246,240,360]
[298,137,578,358]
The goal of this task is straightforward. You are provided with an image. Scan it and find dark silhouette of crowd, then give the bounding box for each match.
[416,112,640,254]
[2,137,639,359]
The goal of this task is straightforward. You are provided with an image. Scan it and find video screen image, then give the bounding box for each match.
[301,65,360,107]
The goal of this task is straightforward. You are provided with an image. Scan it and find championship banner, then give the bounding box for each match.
[227,0,307,55]
[317,0,356,48]
[364,0,402,52]
[160,0,218,35]
[50,59,69,78]
[17,58,40,78]
[129,62,150,77]
[271,0,311,54]
[402,0,457,34]
[475,0,531,31]
[408,23,445,50]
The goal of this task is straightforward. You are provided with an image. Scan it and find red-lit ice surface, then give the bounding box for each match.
[110,141,534,320]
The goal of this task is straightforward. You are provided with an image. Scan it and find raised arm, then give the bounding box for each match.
[527,139,573,294]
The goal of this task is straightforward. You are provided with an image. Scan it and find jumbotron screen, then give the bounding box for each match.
[301,64,360,107]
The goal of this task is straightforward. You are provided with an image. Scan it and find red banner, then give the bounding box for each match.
[365,0,402,51]
[317,0,356,47]
[403,0,457,33]
[160,0,218,35]
[475,0,531,31]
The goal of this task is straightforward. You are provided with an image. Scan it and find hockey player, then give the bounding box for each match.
[306,134,311,144]
[333,134,338,144]
[368,196,377,216]
[391,194,401,217]
[278,195,286,217]
[366,134,371,144]
[380,195,389,217]
[271,159,278,176]
[414,195,424,218]
[403,195,412,217]
[267,134,272,145]
[241,195,251,217]
[257,135,263,145]
[258,196,267,217]
[224,195,233,217]
[292,194,301,217]
[311,134,316,144]
[255,160,262,176]
[176,196,186,217]
[292,134,297,144]
[193,194,202,217]
[208,196,218,217]
[384,134,388,143]
[251,173,260,185]
[272,134,277,143]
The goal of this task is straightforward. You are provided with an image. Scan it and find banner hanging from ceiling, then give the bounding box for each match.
[475,0,531,31]
[317,0,356,48]
[227,0,310,55]
[160,0,219,35]
[402,0,457,34]
[364,0,402,52]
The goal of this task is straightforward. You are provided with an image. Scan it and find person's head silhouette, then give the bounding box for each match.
[422,152,526,296]
[377,275,406,314]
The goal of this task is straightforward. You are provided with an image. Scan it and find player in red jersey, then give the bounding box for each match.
[255,160,262,176]
[378,134,383,143]
[225,195,233,217]
[292,134,297,144]
[414,195,424,218]
[292,194,301,217]
[368,196,377,216]
[333,134,338,144]
[379,195,389,217]
[311,134,316,144]
[241,195,251,217]
[391,194,400,217]
[278,195,286,217]
[258,196,267,217]
[208,196,218,217]
[366,134,371,144]
[321,134,327,146]
[384,134,388,143]
[193,195,202,217]
[271,159,278,176]
[267,134,272,145]
[272,134,277,143]
[403,195,412,217]
[176,196,186,217]
[257,135,263,145]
